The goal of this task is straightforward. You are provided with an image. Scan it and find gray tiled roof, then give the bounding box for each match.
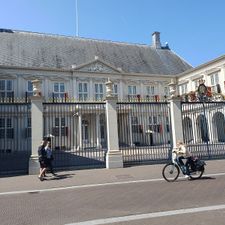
[0,30,192,75]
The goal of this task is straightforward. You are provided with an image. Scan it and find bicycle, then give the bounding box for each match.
[162,151,205,182]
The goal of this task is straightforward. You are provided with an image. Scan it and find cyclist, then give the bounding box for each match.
[174,140,192,178]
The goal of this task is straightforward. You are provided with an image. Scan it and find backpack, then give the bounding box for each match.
[38,146,47,162]
[195,158,205,170]
[191,157,205,171]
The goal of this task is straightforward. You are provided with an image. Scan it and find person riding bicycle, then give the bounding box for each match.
[173,140,192,178]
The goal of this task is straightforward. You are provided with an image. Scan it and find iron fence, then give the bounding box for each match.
[117,102,172,165]
[181,101,225,159]
[43,102,107,170]
[0,102,31,175]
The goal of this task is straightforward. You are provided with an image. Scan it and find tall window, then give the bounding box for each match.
[0,118,14,139]
[95,83,104,100]
[128,85,137,99]
[82,120,88,141]
[26,118,31,138]
[131,116,142,133]
[193,80,199,91]
[112,84,118,97]
[27,81,33,97]
[131,116,138,133]
[148,116,161,133]
[100,116,105,140]
[0,80,13,98]
[179,83,188,95]
[147,86,155,96]
[53,82,65,98]
[164,86,169,97]
[78,82,88,101]
[210,73,219,93]
[165,116,170,132]
[52,117,67,137]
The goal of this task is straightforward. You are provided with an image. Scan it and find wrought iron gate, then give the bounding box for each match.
[181,101,225,159]
[117,102,172,165]
[43,102,107,170]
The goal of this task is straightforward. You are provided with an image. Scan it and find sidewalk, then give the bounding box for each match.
[1,159,225,194]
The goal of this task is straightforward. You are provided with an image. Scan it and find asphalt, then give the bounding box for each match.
[0,159,225,194]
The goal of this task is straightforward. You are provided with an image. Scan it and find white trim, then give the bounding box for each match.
[1,172,225,196]
[66,204,225,225]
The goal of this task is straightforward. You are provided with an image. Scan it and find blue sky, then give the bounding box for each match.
[1,0,225,67]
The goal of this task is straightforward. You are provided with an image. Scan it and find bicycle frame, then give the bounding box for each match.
[172,152,186,174]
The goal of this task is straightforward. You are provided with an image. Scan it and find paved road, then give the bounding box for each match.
[1,170,225,225]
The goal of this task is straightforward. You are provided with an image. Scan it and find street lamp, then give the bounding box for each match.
[197,80,210,156]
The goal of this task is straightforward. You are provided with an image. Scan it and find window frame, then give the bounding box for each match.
[94,83,104,101]
[0,80,13,98]
[53,82,65,98]
[78,82,88,101]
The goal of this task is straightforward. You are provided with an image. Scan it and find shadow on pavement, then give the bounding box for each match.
[44,173,75,181]
[200,176,216,180]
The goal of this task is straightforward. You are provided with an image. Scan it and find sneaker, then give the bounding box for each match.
[38,176,44,181]
[184,175,190,178]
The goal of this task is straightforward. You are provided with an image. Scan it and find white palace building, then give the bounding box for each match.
[0,28,225,173]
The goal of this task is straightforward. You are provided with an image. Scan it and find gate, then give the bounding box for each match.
[43,102,107,170]
[117,102,172,165]
[0,102,31,175]
[181,101,225,159]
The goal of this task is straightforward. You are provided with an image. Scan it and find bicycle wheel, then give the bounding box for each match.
[162,163,180,182]
[189,167,204,180]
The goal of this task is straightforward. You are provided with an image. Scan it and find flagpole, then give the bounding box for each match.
[75,0,79,36]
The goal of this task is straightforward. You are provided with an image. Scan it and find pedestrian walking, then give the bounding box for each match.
[38,139,47,181]
[45,141,56,176]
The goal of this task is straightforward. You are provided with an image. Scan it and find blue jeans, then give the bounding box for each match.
[178,156,190,175]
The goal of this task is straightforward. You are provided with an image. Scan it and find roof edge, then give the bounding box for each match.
[177,54,225,77]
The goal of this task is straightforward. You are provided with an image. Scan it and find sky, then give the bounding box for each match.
[0,0,225,67]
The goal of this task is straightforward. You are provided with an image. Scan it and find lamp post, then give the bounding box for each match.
[197,80,210,157]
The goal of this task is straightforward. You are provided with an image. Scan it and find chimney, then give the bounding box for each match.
[152,31,161,49]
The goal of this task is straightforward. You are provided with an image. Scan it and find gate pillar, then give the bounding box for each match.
[170,97,183,148]
[105,80,123,169]
[29,80,44,174]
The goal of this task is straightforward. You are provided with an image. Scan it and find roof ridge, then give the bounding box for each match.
[11,29,151,48]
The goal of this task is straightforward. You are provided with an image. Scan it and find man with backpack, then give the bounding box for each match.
[37,139,48,181]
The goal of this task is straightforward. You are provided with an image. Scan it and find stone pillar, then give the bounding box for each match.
[29,80,43,174]
[170,97,183,148]
[168,78,183,149]
[105,79,123,168]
